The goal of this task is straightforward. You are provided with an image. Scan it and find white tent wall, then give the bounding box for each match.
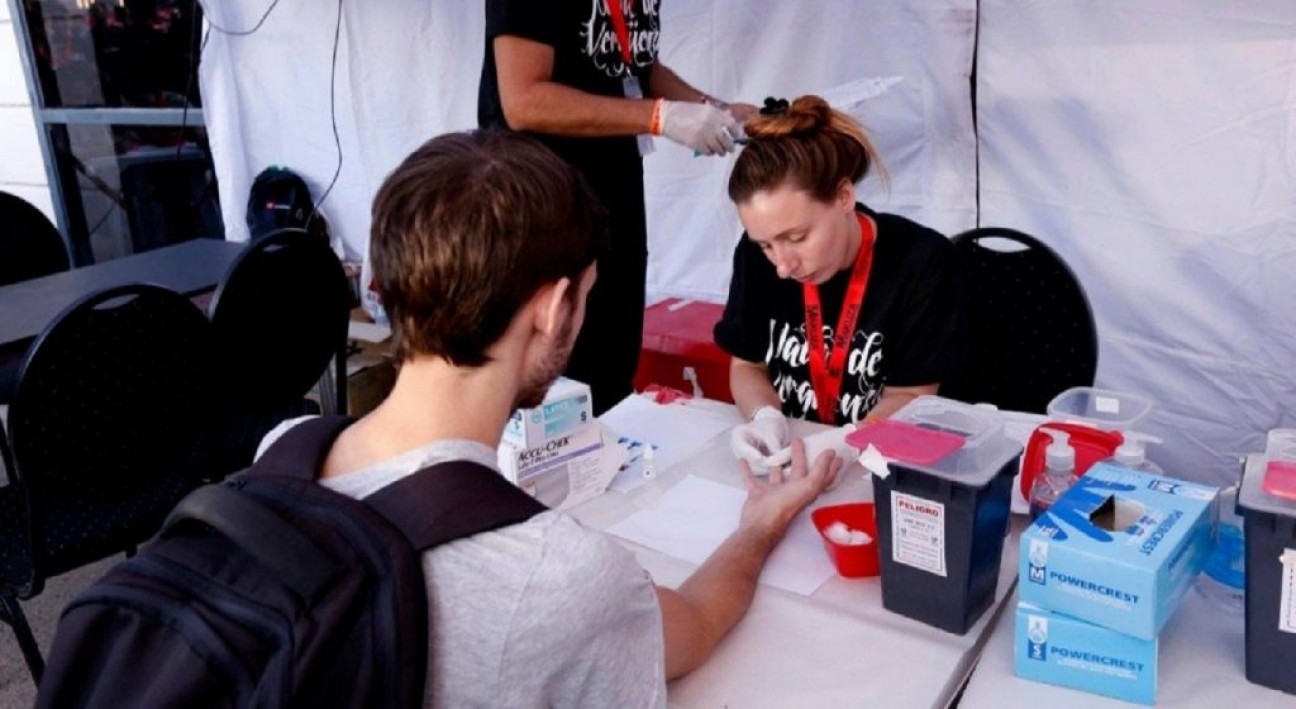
[197,0,976,286]
[978,0,1296,485]
[196,0,1295,485]
[642,0,977,300]
[199,0,486,250]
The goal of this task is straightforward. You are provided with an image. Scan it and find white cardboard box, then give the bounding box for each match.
[498,422,603,485]
[503,377,595,450]
[498,424,624,511]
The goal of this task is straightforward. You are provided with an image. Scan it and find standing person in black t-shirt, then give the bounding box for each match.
[479,0,757,415]
[714,96,964,471]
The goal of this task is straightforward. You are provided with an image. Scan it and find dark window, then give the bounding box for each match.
[17,1,222,265]
[22,0,203,110]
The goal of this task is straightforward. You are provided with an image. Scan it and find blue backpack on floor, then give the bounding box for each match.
[36,416,545,708]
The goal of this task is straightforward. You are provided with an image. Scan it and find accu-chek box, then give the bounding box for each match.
[503,377,594,449]
[1018,463,1215,639]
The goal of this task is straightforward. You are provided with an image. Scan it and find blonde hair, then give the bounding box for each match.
[728,95,888,204]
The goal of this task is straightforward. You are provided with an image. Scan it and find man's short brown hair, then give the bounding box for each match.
[370,130,606,365]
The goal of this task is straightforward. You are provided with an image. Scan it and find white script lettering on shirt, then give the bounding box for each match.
[581,0,661,77]
[764,319,884,422]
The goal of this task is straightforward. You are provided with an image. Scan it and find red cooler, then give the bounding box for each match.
[635,298,732,402]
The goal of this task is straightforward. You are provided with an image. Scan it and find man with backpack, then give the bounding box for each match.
[323,128,842,705]
[38,129,841,707]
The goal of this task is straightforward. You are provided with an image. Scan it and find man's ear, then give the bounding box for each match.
[532,277,573,338]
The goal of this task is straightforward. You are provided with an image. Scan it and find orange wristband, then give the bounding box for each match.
[649,98,664,136]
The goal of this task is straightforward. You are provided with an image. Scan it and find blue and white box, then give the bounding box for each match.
[1019,463,1215,639]
[503,377,595,449]
[1014,601,1159,705]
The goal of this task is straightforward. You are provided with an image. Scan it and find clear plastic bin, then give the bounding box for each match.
[867,396,1023,634]
[1046,386,1154,430]
[1237,452,1296,695]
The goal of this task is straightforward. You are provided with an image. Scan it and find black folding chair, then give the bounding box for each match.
[0,191,69,288]
[938,227,1099,413]
[0,191,71,403]
[0,284,215,683]
[205,228,351,476]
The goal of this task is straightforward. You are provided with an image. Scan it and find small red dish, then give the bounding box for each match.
[811,502,880,578]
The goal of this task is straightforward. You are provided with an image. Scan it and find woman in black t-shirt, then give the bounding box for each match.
[715,96,963,470]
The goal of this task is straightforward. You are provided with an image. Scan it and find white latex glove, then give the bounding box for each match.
[800,424,859,467]
[800,423,859,491]
[730,405,791,473]
[659,101,739,155]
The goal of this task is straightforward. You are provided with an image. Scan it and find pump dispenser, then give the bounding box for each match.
[1029,428,1078,521]
[1108,432,1164,474]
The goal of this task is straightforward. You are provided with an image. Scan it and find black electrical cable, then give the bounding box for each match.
[306,0,345,231]
[205,0,284,37]
[85,203,118,240]
[972,0,982,228]
[176,0,202,163]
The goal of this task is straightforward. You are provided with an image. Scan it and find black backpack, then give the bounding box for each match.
[36,416,546,708]
[246,167,315,240]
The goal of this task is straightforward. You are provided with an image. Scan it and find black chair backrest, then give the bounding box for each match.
[6,284,215,588]
[0,191,70,287]
[939,227,1098,414]
[206,228,351,407]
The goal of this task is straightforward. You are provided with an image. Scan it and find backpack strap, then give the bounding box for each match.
[365,461,548,551]
[250,415,546,550]
[250,415,356,479]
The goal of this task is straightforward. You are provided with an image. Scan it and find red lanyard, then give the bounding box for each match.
[606,0,636,67]
[803,213,876,424]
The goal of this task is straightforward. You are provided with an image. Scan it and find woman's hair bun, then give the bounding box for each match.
[746,95,832,139]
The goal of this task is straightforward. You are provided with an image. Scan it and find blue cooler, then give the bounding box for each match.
[868,397,1023,634]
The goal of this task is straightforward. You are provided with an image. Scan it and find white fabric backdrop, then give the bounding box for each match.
[197,0,976,300]
[977,0,1296,484]
[198,0,1295,484]
[641,0,977,300]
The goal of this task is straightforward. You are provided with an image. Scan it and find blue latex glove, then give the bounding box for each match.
[1034,478,1138,542]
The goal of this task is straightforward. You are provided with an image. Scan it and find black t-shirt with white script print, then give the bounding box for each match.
[479,0,659,180]
[714,205,964,426]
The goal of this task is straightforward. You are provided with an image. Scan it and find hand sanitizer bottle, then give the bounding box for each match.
[1105,432,1164,474]
[1029,428,1077,521]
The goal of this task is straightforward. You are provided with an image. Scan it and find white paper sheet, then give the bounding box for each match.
[599,395,741,472]
[606,475,837,596]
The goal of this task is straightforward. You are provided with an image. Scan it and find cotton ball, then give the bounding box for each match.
[847,530,873,546]
[825,521,853,545]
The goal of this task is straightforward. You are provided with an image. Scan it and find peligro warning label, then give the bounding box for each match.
[1279,548,1296,634]
[891,492,947,577]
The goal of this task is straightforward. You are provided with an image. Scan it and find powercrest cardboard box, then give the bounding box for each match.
[1014,601,1159,705]
[503,377,594,449]
[1018,463,1215,639]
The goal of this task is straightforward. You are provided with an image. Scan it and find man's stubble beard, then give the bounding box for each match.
[513,313,577,410]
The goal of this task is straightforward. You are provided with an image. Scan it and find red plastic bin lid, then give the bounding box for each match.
[845,419,966,465]
[1262,460,1296,500]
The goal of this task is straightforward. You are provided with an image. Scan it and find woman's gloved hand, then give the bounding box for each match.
[657,100,739,155]
[730,405,791,473]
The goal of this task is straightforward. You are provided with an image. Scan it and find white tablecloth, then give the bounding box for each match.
[575,399,1022,708]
